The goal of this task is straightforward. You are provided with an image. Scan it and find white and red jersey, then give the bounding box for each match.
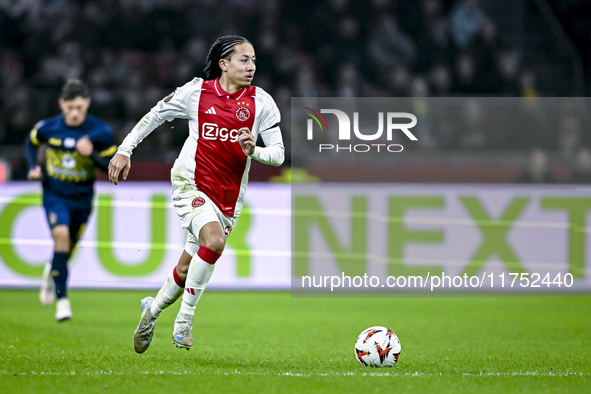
[117,77,284,217]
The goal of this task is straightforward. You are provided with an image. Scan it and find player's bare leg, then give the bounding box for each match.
[173,222,224,350]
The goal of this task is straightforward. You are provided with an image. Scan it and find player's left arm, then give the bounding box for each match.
[245,93,284,166]
[248,124,284,166]
[87,143,117,172]
[77,123,117,172]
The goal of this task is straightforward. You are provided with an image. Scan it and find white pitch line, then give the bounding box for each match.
[0,237,572,268]
[3,238,293,257]
[2,370,588,377]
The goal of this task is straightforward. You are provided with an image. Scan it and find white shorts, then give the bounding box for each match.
[171,173,235,256]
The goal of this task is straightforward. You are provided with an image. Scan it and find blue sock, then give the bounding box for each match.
[52,252,70,299]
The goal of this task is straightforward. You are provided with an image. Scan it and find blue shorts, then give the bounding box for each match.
[42,190,93,244]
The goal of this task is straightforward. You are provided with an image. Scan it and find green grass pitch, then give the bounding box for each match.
[0,289,589,393]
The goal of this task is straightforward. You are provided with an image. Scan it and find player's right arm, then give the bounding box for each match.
[108,78,200,185]
[107,111,159,184]
[25,123,45,180]
[108,153,131,185]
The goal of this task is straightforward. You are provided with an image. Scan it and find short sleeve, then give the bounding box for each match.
[30,120,47,146]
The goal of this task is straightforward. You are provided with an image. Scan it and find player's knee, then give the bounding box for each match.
[204,237,226,254]
[52,227,71,252]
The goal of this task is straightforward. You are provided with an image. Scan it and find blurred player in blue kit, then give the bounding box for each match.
[26,79,117,321]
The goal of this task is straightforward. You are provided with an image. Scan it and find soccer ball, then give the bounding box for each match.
[354,326,401,367]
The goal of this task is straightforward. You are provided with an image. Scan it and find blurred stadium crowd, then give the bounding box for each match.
[0,0,590,182]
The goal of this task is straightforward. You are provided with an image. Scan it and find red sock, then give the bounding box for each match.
[172,265,185,287]
[197,245,222,265]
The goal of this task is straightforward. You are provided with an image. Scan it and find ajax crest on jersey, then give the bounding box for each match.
[191,196,206,208]
[354,326,401,367]
[236,106,250,121]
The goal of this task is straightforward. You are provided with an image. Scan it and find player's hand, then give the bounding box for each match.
[108,153,131,185]
[27,165,42,180]
[237,127,255,156]
[75,137,94,156]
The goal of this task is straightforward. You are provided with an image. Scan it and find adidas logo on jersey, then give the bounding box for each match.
[205,107,217,115]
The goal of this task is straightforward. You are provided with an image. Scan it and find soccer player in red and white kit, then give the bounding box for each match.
[108,36,284,353]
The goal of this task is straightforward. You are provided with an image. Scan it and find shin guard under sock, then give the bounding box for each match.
[151,266,185,317]
[179,246,221,315]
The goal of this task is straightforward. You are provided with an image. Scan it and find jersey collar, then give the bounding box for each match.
[60,114,88,130]
[213,78,254,100]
